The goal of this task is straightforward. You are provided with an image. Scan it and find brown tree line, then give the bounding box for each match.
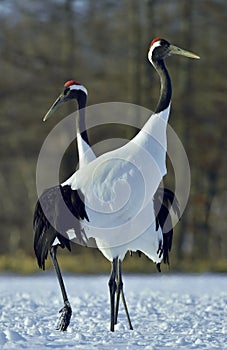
[0,0,226,271]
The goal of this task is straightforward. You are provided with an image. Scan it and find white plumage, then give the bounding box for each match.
[63,106,170,263]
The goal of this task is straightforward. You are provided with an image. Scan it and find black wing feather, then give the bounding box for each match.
[33,185,88,270]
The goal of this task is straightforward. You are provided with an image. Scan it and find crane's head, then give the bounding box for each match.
[148,37,200,64]
[43,80,88,121]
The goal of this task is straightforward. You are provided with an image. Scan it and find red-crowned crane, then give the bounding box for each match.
[33,82,92,331]
[33,38,199,332]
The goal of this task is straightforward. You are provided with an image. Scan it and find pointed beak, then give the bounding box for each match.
[43,94,65,122]
[169,44,200,59]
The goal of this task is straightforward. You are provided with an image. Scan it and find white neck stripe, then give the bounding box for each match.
[148,40,161,63]
[69,84,88,95]
[151,40,162,50]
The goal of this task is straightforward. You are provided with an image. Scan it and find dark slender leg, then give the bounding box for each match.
[50,246,72,331]
[108,258,117,332]
[118,260,133,330]
[114,260,121,325]
[114,259,133,330]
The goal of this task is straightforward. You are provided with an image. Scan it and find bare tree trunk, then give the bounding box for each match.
[175,0,196,262]
[127,0,141,106]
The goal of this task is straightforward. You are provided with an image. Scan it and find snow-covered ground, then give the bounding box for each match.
[0,273,226,349]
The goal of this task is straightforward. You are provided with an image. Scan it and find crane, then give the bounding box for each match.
[33,81,93,331]
[33,38,199,332]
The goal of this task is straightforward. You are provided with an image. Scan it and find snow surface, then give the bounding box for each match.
[0,273,226,350]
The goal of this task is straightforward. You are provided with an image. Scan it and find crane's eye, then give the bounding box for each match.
[160,40,169,48]
[64,87,70,95]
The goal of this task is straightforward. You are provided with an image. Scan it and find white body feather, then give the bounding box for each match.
[62,106,170,262]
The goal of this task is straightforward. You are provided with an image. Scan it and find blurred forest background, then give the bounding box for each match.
[0,0,226,273]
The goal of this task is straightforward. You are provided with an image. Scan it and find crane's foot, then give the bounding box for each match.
[56,301,72,331]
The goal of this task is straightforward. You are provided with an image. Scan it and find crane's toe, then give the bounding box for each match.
[56,302,72,331]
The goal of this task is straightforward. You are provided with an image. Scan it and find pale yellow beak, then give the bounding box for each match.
[169,44,200,59]
[43,94,65,122]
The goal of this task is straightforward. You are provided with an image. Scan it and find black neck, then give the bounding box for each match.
[153,59,172,114]
[76,93,90,145]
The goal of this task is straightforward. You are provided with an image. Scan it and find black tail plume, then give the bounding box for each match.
[154,187,180,269]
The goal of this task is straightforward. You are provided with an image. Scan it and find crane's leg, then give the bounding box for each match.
[108,257,117,332]
[114,259,133,330]
[50,246,72,331]
[114,259,121,325]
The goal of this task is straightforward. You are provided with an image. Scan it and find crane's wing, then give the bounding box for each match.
[33,184,89,270]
